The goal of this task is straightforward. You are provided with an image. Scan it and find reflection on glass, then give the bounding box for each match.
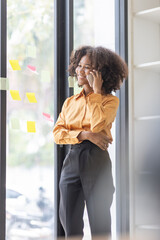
[6,1,54,239]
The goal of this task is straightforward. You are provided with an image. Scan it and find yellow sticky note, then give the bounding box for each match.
[27,121,36,133]
[26,93,37,103]
[10,90,21,100]
[9,60,21,70]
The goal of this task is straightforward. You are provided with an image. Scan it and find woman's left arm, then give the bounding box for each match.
[87,94,119,133]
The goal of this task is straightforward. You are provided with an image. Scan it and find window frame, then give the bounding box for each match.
[0,0,7,239]
[54,0,73,237]
[115,0,129,235]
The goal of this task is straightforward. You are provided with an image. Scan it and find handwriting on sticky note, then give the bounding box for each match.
[26,93,37,103]
[10,90,21,100]
[0,78,9,90]
[27,121,36,133]
[9,60,21,70]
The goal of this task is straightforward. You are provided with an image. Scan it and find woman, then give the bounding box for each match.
[53,46,128,238]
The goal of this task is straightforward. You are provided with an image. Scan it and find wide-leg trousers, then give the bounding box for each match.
[59,140,115,238]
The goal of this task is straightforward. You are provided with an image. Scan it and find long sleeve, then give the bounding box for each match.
[53,100,82,144]
[87,93,119,133]
[53,90,119,145]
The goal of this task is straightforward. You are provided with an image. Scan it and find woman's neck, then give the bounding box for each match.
[83,85,93,96]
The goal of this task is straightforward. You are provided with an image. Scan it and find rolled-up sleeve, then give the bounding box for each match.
[88,93,119,133]
[53,100,82,144]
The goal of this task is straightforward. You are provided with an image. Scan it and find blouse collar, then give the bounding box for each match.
[74,88,94,100]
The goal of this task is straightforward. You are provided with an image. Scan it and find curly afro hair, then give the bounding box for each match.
[68,45,128,95]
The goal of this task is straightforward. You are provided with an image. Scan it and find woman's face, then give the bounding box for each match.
[75,55,92,87]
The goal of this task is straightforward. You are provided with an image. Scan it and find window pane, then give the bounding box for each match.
[74,1,116,239]
[6,1,54,240]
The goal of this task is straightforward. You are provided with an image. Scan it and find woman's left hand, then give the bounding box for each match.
[90,70,103,94]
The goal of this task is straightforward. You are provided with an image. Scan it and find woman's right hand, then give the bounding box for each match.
[77,131,112,151]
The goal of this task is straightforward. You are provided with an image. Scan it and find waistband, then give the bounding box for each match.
[70,140,98,150]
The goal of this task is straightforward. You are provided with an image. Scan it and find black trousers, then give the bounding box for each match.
[59,140,115,238]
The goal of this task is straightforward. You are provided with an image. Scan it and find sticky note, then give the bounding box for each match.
[10,90,21,100]
[41,70,51,82]
[26,65,38,75]
[42,112,54,122]
[43,112,51,118]
[0,78,9,90]
[11,118,20,130]
[9,60,21,70]
[27,65,36,72]
[27,121,36,133]
[26,93,37,103]
[74,81,81,95]
[26,45,36,58]
[68,76,75,88]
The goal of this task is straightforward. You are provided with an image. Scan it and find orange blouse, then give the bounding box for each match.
[53,89,119,145]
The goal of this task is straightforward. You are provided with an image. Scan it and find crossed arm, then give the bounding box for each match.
[53,94,119,150]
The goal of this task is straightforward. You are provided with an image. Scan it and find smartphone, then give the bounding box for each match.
[87,74,94,87]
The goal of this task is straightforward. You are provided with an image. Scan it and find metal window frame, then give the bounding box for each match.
[54,0,73,237]
[0,0,7,239]
[115,0,129,236]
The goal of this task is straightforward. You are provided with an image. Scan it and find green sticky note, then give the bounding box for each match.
[0,78,9,90]
[68,76,75,88]
[26,45,36,58]
[11,118,20,130]
[74,81,81,95]
[41,70,51,82]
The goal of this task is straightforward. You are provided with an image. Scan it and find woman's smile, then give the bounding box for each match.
[78,75,85,78]
[76,55,92,86]
[77,75,87,80]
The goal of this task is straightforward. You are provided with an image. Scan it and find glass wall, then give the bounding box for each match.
[6,1,54,239]
[74,1,116,239]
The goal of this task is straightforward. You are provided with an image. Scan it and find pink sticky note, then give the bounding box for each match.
[42,112,54,122]
[43,112,51,118]
[27,65,36,72]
